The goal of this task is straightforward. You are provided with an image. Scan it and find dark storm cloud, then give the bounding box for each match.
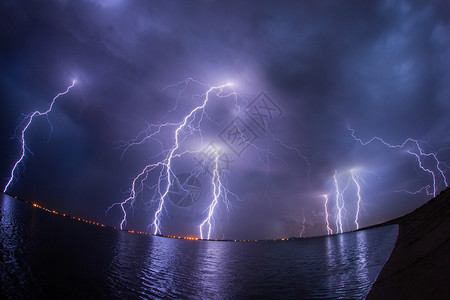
[1,0,449,239]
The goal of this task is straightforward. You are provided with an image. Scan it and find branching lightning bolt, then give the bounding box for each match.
[3,80,77,193]
[112,79,311,238]
[349,126,448,197]
[109,82,236,235]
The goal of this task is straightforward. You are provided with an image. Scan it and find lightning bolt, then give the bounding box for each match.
[3,80,77,193]
[349,126,448,197]
[199,153,222,240]
[299,207,306,238]
[323,194,333,235]
[152,83,236,235]
[350,169,362,230]
[333,171,344,234]
[394,185,432,195]
[112,78,310,238]
[326,169,367,234]
[109,82,236,235]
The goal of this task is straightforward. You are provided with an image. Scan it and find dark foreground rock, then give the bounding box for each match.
[367,187,450,299]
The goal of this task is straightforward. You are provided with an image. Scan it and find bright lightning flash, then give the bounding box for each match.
[109,82,236,236]
[111,78,310,239]
[350,169,363,230]
[299,208,306,238]
[323,194,333,235]
[3,80,76,193]
[333,171,344,234]
[199,153,222,240]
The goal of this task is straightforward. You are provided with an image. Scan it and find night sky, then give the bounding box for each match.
[1,0,449,239]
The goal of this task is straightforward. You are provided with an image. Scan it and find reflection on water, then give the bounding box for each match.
[323,229,380,298]
[0,194,398,299]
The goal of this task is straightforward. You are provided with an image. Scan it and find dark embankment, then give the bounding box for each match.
[367,187,450,299]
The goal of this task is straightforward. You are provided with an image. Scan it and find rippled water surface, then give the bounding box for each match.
[0,194,398,299]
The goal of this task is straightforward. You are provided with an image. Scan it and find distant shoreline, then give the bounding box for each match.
[4,189,448,297]
[0,192,302,242]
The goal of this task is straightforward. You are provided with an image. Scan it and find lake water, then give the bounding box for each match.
[0,194,397,299]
